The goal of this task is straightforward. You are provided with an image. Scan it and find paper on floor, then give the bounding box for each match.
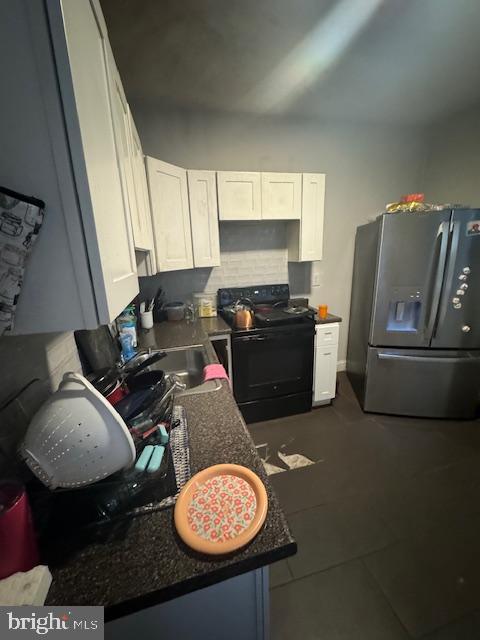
[278,451,315,470]
[262,461,286,476]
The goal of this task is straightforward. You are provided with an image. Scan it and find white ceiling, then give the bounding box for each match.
[101,0,480,125]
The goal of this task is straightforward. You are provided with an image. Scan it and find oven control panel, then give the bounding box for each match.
[218,284,290,308]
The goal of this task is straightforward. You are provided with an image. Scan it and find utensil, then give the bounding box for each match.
[128,376,181,430]
[140,310,153,330]
[105,379,127,405]
[126,370,165,393]
[114,384,163,423]
[87,368,126,405]
[122,350,166,375]
[174,464,268,554]
[146,445,165,473]
[74,325,121,371]
[88,351,166,401]
[165,302,186,322]
[19,373,136,489]
[233,298,254,330]
[135,445,154,472]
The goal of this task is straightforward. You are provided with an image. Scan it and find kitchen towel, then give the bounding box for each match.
[203,364,231,387]
[0,186,45,335]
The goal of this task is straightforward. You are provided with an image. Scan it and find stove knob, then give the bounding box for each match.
[463,267,471,275]
[456,289,465,296]
[459,274,468,281]
[462,325,471,333]
[454,303,462,309]
[452,297,460,304]
[460,283,469,290]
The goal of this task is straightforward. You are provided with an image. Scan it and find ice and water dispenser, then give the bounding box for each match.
[386,286,422,333]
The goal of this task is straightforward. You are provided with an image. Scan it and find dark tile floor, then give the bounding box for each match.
[248,372,480,640]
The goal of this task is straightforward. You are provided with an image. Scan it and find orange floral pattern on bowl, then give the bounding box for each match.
[187,474,257,543]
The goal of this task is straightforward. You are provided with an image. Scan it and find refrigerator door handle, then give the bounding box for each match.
[377,352,471,364]
[434,220,462,335]
[425,221,450,341]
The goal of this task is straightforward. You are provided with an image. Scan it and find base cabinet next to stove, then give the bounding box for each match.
[313,323,339,405]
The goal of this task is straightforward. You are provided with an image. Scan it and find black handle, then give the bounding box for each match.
[125,351,166,379]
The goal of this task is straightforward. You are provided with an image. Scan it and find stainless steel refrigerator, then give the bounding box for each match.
[347,209,480,419]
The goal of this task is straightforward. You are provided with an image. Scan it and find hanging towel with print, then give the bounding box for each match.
[0,186,45,335]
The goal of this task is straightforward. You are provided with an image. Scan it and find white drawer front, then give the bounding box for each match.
[316,323,339,346]
[314,347,337,402]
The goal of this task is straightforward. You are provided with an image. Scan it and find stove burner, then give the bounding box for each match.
[284,306,309,315]
[254,304,274,314]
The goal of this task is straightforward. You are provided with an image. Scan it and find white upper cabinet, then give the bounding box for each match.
[187,170,221,268]
[217,171,262,221]
[146,157,193,272]
[288,173,325,262]
[261,172,301,220]
[217,171,302,221]
[128,110,157,274]
[58,0,138,319]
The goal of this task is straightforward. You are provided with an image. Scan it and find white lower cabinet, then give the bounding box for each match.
[313,323,339,405]
[146,157,194,272]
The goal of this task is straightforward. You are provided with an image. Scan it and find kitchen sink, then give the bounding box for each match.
[129,346,221,395]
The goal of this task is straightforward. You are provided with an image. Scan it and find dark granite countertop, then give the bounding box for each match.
[138,316,231,351]
[314,312,342,324]
[44,317,295,620]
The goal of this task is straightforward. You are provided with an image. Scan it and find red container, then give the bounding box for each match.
[0,482,39,579]
[106,379,127,405]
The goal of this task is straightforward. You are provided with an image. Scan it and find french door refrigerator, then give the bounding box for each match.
[347,209,480,418]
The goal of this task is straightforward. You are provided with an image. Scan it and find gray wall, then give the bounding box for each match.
[0,333,81,474]
[135,107,426,364]
[423,107,480,206]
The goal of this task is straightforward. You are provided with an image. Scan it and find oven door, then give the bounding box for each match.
[232,325,314,403]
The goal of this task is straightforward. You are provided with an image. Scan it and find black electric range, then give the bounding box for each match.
[218,284,315,423]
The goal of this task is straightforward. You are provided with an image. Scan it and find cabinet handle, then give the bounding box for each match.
[323,352,332,356]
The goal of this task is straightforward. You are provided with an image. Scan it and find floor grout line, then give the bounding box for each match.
[359,556,414,638]
[269,542,400,592]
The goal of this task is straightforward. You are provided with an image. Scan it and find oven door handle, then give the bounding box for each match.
[235,331,313,343]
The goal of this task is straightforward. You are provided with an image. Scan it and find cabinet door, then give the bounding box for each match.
[217,171,261,220]
[288,173,325,262]
[300,173,325,260]
[314,345,337,403]
[56,0,138,320]
[187,170,220,268]
[261,172,301,220]
[146,157,193,272]
[129,110,157,271]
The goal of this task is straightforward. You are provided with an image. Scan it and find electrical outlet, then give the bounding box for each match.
[312,263,322,287]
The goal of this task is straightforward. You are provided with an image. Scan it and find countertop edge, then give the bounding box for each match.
[105,540,297,622]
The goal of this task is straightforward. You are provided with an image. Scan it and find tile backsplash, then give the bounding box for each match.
[0,332,81,474]
[140,220,297,302]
